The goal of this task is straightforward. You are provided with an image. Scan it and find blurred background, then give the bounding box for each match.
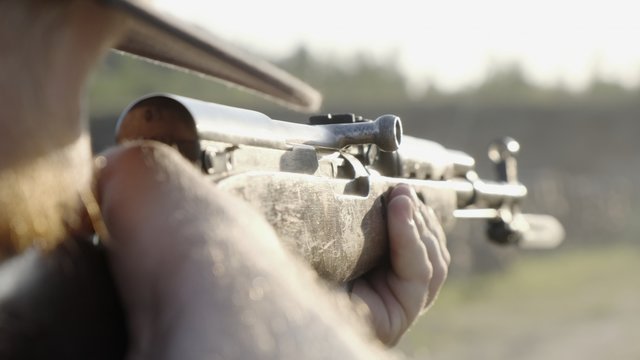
[89,1,640,359]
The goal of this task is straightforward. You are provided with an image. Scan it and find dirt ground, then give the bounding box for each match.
[398,244,640,360]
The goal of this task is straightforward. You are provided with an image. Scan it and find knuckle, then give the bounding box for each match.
[443,250,452,265]
[420,261,434,285]
[435,262,448,279]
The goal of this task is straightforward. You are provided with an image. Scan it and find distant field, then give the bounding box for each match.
[398,244,640,360]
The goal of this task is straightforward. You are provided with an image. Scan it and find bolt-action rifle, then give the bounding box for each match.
[116,94,565,283]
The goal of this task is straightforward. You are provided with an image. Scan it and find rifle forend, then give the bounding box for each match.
[116,94,565,282]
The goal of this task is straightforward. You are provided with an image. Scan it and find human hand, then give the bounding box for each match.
[94,141,392,359]
[94,142,292,358]
[350,184,450,346]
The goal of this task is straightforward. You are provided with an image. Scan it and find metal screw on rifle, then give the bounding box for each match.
[202,148,233,174]
[202,148,216,174]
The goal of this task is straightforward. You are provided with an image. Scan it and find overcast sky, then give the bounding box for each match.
[156,0,640,91]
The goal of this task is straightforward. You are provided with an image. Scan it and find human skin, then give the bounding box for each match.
[96,142,449,358]
[0,0,125,253]
[0,1,449,358]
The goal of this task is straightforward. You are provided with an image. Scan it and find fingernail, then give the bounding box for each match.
[389,195,414,222]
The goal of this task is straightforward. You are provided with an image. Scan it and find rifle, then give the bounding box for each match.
[115,94,564,283]
[0,93,563,358]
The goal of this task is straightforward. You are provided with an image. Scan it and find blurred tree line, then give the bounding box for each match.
[89,46,640,118]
